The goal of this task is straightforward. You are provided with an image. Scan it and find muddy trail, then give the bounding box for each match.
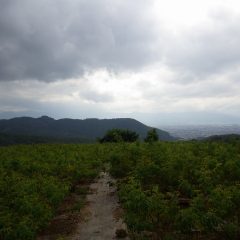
[38,172,129,240]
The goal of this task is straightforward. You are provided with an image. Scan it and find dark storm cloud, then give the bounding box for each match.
[1,1,240,84]
[0,0,158,81]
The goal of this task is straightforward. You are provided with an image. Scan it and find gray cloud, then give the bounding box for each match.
[79,90,113,103]
[1,1,240,84]
[164,11,240,81]
[1,0,240,125]
[0,0,159,81]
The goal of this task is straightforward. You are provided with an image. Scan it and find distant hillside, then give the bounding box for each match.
[204,134,240,142]
[0,116,175,144]
[0,133,92,146]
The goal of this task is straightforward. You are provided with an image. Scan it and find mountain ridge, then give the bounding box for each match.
[0,116,175,142]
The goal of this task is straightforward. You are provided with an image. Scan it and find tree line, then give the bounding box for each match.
[98,128,159,143]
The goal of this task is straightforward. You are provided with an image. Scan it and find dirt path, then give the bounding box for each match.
[70,171,129,240]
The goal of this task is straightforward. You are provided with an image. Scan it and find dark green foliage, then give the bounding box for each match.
[0,144,105,240]
[0,133,92,146]
[110,141,240,240]
[144,128,159,143]
[205,134,240,142]
[99,129,139,143]
[1,140,240,240]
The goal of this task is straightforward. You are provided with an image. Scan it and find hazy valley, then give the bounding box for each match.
[160,124,240,140]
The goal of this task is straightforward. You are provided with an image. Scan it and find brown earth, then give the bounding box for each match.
[70,171,129,240]
[37,172,129,240]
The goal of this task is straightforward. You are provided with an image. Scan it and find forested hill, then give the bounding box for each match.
[0,116,175,142]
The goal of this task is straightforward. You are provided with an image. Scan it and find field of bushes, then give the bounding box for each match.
[0,139,240,239]
[0,144,107,240]
[109,141,240,239]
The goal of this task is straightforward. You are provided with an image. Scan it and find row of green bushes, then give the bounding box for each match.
[0,144,107,240]
[1,140,240,240]
[109,141,240,239]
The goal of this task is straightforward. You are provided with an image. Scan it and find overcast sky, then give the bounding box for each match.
[1,0,240,126]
